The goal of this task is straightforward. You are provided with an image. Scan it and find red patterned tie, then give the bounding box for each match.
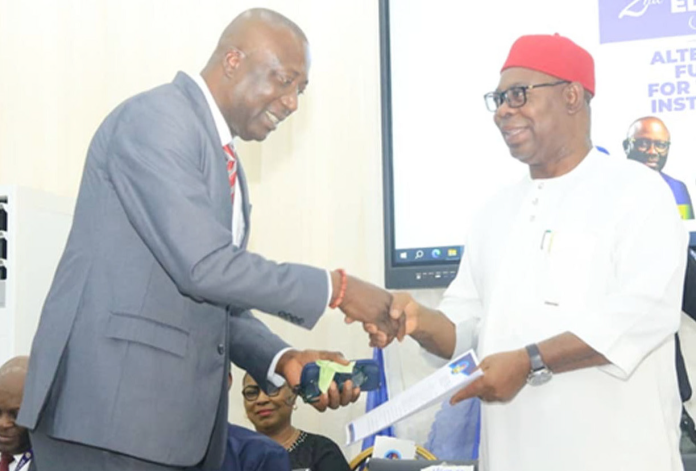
[223,143,238,205]
[0,453,13,471]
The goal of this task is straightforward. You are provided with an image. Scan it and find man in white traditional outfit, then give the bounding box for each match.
[364,34,688,471]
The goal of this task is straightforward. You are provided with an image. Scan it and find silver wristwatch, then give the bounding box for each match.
[525,343,553,386]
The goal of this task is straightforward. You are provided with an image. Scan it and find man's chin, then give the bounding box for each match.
[239,128,271,142]
[508,146,533,164]
[0,443,17,454]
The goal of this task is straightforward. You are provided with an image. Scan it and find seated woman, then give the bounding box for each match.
[242,372,351,471]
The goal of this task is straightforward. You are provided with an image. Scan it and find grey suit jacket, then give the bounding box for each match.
[18,72,328,468]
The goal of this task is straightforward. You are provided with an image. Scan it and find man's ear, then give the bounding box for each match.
[622,138,630,154]
[223,48,245,77]
[564,82,585,115]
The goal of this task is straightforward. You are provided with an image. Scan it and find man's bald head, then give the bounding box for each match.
[0,356,30,455]
[202,9,310,142]
[624,116,671,172]
[626,116,670,140]
[208,8,307,66]
[0,356,28,399]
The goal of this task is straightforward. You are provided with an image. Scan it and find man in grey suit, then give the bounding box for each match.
[18,8,393,471]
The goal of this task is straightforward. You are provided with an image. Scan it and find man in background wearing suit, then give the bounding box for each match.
[0,357,33,471]
[623,116,694,219]
[18,8,393,471]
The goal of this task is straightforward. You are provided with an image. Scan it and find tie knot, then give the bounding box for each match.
[0,453,13,465]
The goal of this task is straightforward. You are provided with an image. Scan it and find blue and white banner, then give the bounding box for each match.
[599,0,696,44]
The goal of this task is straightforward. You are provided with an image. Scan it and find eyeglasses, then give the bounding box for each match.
[628,137,670,153]
[484,80,570,112]
[242,384,281,402]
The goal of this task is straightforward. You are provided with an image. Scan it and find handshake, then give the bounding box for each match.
[276,270,456,411]
[329,270,419,349]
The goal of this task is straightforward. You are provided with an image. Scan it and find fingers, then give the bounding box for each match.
[377,314,400,338]
[397,313,407,342]
[339,380,352,406]
[389,292,413,320]
[369,331,388,348]
[326,382,341,409]
[338,380,360,406]
[450,378,483,405]
[318,350,349,366]
[364,320,397,348]
[363,323,379,334]
[349,386,361,404]
[312,393,329,412]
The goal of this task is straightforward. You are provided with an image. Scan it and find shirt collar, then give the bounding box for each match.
[526,147,599,185]
[12,450,32,466]
[189,72,233,147]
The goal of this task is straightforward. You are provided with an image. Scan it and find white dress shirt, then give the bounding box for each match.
[8,451,32,471]
[442,149,688,471]
[189,73,332,385]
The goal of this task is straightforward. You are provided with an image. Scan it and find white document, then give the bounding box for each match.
[345,349,482,445]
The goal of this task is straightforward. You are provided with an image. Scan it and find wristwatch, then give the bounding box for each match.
[525,343,553,386]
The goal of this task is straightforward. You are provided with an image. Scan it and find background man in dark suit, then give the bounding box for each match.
[0,356,33,471]
[18,8,393,471]
[623,116,694,219]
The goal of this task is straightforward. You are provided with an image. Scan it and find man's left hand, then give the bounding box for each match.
[450,349,530,404]
[275,349,361,412]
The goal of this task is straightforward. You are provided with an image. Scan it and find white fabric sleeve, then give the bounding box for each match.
[325,270,332,309]
[569,183,688,379]
[266,347,294,387]
[438,247,484,359]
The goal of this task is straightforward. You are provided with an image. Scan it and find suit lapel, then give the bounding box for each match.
[172,72,221,147]
[237,161,252,249]
[172,72,233,232]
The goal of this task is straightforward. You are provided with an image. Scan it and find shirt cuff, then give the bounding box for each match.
[267,347,294,387]
[325,269,332,309]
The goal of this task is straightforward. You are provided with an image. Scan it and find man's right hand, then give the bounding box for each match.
[364,292,421,348]
[275,349,360,412]
[364,292,457,359]
[333,272,399,340]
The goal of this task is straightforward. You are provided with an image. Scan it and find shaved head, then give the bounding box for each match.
[624,116,671,172]
[0,356,30,455]
[202,8,310,141]
[207,8,307,68]
[0,356,28,397]
[627,116,670,140]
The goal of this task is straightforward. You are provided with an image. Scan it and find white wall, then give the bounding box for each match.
[0,0,385,459]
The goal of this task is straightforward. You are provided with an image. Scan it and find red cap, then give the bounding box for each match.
[501,33,595,96]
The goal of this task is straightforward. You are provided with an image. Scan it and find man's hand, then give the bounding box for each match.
[275,349,360,412]
[450,349,530,404]
[364,292,421,348]
[335,273,399,340]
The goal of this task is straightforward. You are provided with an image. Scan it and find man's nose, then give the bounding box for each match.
[280,90,299,115]
[494,101,516,125]
[0,412,14,429]
[645,142,659,155]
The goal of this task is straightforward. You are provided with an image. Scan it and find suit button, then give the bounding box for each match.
[217,344,225,355]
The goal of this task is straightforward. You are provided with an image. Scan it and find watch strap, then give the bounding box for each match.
[525,343,546,372]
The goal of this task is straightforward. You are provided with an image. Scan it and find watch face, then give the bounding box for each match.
[527,369,553,386]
